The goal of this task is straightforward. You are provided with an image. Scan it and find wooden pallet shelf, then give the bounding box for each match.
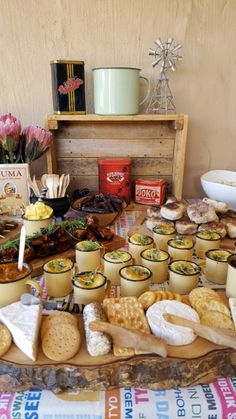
[45,114,188,200]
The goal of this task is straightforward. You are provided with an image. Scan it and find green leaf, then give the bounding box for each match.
[6,135,14,153]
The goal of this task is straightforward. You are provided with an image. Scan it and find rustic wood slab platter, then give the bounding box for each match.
[30,233,126,277]
[0,316,236,392]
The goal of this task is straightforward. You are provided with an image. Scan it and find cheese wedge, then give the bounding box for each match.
[0,301,42,361]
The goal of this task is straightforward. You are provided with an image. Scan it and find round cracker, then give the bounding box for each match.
[138,291,156,310]
[0,324,12,356]
[42,322,81,361]
[201,311,234,330]
[189,287,220,307]
[155,291,168,301]
[165,291,174,300]
[41,312,77,339]
[194,296,230,318]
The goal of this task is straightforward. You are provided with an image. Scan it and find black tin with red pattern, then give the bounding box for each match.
[50,60,86,114]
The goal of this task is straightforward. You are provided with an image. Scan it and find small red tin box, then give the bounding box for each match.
[98,158,131,204]
[135,179,167,206]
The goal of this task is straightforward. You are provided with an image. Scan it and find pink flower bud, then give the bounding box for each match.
[0,113,21,151]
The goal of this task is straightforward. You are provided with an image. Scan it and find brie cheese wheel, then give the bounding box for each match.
[146,300,200,346]
[0,301,42,361]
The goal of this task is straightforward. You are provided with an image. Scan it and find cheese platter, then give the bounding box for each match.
[0,286,236,393]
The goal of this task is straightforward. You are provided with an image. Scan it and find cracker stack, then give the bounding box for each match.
[102,297,150,356]
[189,287,234,330]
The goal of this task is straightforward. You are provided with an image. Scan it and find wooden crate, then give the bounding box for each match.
[45,114,188,200]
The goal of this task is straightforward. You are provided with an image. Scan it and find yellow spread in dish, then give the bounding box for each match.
[24,201,53,220]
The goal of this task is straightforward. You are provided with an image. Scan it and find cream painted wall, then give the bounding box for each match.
[0,0,236,197]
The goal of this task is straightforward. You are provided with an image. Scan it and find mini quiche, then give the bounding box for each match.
[168,236,194,249]
[141,248,169,261]
[129,233,153,245]
[153,224,176,235]
[120,265,151,280]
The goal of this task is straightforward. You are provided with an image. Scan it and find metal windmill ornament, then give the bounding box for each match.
[146,37,183,114]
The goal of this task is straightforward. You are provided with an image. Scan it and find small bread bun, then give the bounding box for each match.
[175,218,198,235]
[187,202,218,224]
[160,203,184,221]
[198,222,227,238]
[224,220,236,238]
[202,198,229,213]
[146,217,175,231]
[147,206,161,218]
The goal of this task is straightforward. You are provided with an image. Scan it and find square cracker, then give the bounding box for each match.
[102,297,150,356]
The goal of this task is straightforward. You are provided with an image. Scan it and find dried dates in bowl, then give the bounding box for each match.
[71,193,126,226]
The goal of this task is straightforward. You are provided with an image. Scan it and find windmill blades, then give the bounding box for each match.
[166,38,174,49]
[172,43,182,53]
[152,57,163,67]
[149,48,157,56]
[155,38,164,49]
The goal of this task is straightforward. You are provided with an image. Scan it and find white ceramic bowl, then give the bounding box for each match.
[201,170,236,209]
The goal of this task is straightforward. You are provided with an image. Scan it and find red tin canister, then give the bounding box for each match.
[135,179,167,206]
[98,158,131,204]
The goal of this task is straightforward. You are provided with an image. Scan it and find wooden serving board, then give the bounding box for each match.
[30,233,126,277]
[0,315,236,392]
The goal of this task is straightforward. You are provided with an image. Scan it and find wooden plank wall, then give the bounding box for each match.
[55,121,175,195]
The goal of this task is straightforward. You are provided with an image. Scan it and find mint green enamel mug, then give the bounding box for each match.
[92,67,149,115]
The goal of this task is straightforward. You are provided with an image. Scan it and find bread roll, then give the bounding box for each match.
[160,203,184,221]
[225,220,236,238]
[202,198,229,213]
[198,222,227,238]
[187,202,218,224]
[147,206,161,218]
[175,218,198,235]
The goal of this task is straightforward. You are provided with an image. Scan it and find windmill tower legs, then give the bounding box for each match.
[146,75,176,114]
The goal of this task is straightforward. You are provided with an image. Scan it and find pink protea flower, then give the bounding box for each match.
[23,125,53,163]
[0,113,21,151]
